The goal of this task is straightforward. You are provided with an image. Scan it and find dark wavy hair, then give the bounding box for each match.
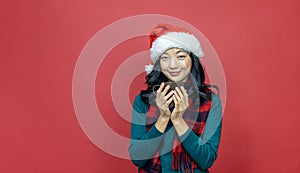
[140,52,218,106]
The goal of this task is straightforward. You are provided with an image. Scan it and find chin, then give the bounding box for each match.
[168,77,184,83]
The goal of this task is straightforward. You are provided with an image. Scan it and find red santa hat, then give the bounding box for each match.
[145,23,204,74]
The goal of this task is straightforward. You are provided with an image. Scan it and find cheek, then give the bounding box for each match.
[182,59,192,70]
[159,62,167,71]
[187,62,192,71]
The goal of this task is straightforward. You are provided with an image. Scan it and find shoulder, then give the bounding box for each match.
[211,93,221,109]
[207,93,222,120]
[132,94,149,114]
[133,94,145,105]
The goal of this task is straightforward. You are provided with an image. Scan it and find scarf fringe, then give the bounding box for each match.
[172,151,197,173]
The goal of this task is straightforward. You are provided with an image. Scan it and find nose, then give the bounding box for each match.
[169,57,178,69]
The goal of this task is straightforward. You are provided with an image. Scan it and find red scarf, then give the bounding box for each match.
[140,82,212,173]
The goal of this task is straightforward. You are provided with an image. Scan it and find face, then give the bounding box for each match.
[159,48,192,83]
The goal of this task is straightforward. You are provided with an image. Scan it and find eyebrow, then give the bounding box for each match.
[175,50,187,54]
[161,50,187,56]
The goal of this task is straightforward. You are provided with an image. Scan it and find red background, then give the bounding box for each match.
[1,0,300,172]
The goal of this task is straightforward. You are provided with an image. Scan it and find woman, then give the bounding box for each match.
[129,23,223,173]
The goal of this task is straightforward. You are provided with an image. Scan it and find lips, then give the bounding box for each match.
[169,71,181,76]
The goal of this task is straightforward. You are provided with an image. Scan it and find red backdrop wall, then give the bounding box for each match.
[1,0,300,172]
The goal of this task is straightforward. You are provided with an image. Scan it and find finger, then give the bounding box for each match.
[161,85,170,96]
[181,86,188,96]
[160,88,171,104]
[173,91,181,106]
[178,86,187,100]
[166,96,173,106]
[175,87,184,98]
[156,83,165,93]
[175,87,184,100]
[164,90,174,100]
[173,91,180,101]
[173,95,179,108]
[156,83,165,101]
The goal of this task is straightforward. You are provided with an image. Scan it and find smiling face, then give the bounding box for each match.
[159,48,192,83]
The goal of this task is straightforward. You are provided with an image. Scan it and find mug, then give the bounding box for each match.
[152,82,185,96]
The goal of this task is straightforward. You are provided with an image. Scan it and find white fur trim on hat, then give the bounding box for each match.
[150,32,204,63]
[144,64,154,74]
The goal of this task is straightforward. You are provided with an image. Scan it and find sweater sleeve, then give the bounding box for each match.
[178,94,223,170]
[128,94,164,167]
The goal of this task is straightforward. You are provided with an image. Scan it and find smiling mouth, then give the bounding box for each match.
[169,71,181,76]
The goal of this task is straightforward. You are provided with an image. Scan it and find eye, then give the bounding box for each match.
[177,55,186,60]
[160,56,169,61]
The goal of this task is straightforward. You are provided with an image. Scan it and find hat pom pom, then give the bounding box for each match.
[144,64,154,74]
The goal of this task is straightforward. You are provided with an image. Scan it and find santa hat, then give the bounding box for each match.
[145,23,204,74]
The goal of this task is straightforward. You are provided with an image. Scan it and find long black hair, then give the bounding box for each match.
[140,52,218,106]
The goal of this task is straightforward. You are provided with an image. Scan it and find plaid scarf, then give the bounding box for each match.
[140,82,212,173]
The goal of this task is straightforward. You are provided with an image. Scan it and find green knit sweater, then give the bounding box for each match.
[129,94,223,173]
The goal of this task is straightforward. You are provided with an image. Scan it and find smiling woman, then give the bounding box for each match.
[159,48,192,83]
[128,23,223,173]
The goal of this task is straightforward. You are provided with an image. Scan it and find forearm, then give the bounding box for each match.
[178,121,222,170]
[171,118,189,136]
[129,124,163,167]
[155,114,170,133]
[130,114,171,166]
[172,117,220,169]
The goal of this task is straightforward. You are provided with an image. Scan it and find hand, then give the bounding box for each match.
[155,83,174,119]
[171,86,189,122]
